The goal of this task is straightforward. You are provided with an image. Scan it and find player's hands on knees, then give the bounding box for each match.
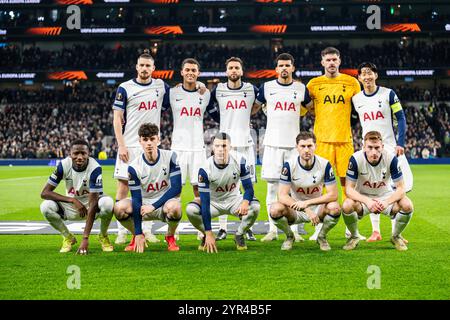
[204,231,218,254]
[141,205,155,216]
[237,201,249,216]
[118,145,129,163]
[72,198,87,217]
[291,200,308,211]
[77,238,89,255]
[395,145,405,156]
[367,199,383,214]
[134,234,147,253]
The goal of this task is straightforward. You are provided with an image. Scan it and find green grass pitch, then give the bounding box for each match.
[0,165,449,299]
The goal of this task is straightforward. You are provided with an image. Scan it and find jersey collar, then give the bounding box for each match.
[182,85,197,93]
[133,78,153,86]
[276,79,294,87]
[226,82,244,90]
[364,152,383,167]
[363,86,380,97]
[72,158,89,172]
[298,155,316,171]
[142,149,160,166]
[213,157,230,170]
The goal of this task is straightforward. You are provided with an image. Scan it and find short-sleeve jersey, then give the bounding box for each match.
[307,73,361,143]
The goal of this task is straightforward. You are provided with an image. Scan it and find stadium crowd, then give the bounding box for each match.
[1,40,449,71]
[1,5,449,28]
[1,84,449,160]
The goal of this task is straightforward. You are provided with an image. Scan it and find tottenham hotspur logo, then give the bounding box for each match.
[162,167,167,176]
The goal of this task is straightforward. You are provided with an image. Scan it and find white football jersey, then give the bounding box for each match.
[352,86,403,154]
[198,155,250,206]
[112,78,169,148]
[169,86,211,151]
[128,149,180,203]
[346,150,402,197]
[47,157,103,206]
[210,82,258,147]
[256,80,311,148]
[280,155,335,201]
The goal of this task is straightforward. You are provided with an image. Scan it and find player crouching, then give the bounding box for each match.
[186,132,260,253]
[342,131,414,251]
[40,140,114,254]
[269,132,340,251]
[113,123,182,253]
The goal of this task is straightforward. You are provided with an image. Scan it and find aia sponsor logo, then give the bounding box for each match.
[180,107,202,117]
[215,183,237,193]
[146,180,168,192]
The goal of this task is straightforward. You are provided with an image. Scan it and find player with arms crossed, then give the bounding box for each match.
[353,62,413,243]
[342,131,414,251]
[112,49,169,246]
[207,57,259,241]
[113,123,182,253]
[253,53,313,242]
[306,47,365,241]
[40,140,114,254]
[270,132,340,251]
[186,132,260,253]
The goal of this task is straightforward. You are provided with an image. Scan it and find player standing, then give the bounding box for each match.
[207,57,258,241]
[168,58,218,208]
[253,53,312,242]
[186,132,260,253]
[270,132,340,251]
[352,62,413,242]
[113,123,182,253]
[40,140,114,254]
[342,131,414,251]
[112,49,168,246]
[306,47,365,241]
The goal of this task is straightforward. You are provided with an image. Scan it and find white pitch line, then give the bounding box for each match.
[0,175,47,182]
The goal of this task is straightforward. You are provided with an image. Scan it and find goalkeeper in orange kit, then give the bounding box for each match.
[306,47,365,241]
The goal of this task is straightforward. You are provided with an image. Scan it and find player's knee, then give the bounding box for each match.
[98,196,114,214]
[401,199,414,213]
[186,201,201,217]
[269,202,285,219]
[342,199,354,214]
[327,202,341,216]
[166,200,181,214]
[114,200,129,218]
[166,203,182,221]
[40,200,59,218]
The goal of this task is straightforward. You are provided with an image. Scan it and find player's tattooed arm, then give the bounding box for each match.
[113,110,128,163]
[346,180,383,213]
[278,183,296,208]
[77,192,99,255]
[251,102,262,115]
[381,160,405,209]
